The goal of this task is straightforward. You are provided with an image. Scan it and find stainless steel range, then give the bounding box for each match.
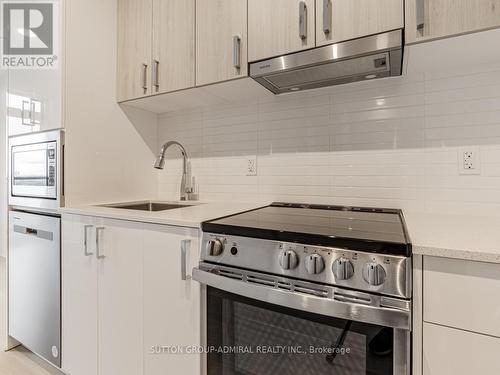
[193,202,412,375]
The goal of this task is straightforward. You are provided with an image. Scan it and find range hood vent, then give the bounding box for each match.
[250,30,403,95]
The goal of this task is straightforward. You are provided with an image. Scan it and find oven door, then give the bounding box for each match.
[194,266,411,375]
[11,141,57,200]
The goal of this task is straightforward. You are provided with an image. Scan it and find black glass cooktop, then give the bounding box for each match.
[202,202,412,256]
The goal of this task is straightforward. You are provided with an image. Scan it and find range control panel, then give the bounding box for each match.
[201,233,411,299]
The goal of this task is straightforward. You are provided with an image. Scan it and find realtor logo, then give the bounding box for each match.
[1,0,59,69]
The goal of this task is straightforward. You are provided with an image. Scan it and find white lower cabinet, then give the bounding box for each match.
[421,256,500,375]
[423,323,500,375]
[62,214,201,375]
[423,256,500,337]
[62,214,98,375]
[143,224,200,375]
[97,218,144,375]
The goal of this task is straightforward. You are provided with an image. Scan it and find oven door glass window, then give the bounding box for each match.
[11,142,57,199]
[207,287,395,375]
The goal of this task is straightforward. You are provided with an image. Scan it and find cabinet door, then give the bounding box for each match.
[406,0,500,44]
[196,0,248,86]
[143,224,201,375]
[423,256,500,338]
[152,0,195,94]
[117,0,153,102]
[248,0,315,62]
[62,214,98,375]
[316,0,403,46]
[97,218,144,375]
[423,323,500,375]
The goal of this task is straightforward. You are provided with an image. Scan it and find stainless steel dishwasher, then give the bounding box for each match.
[9,210,61,367]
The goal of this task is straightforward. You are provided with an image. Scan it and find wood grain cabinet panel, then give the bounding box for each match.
[196,0,248,86]
[117,0,153,102]
[316,0,403,46]
[248,0,315,62]
[152,0,195,94]
[406,0,500,43]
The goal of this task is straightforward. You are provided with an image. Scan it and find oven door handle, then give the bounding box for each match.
[193,267,411,331]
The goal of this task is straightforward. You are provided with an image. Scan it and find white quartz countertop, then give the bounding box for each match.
[62,201,500,264]
[61,200,269,229]
[404,212,500,264]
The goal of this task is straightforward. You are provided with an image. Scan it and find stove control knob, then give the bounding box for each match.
[206,238,224,256]
[304,254,325,275]
[332,257,354,280]
[279,250,298,270]
[362,262,386,286]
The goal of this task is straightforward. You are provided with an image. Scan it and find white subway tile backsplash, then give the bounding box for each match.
[157,67,500,217]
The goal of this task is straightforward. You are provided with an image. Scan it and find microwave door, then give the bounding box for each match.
[11,142,57,199]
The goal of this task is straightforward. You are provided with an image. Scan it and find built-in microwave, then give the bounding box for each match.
[9,129,65,210]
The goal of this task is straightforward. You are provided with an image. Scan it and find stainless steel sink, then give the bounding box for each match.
[99,201,198,212]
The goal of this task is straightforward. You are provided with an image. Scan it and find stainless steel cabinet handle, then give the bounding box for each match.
[181,239,191,281]
[141,63,148,93]
[323,0,331,35]
[233,35,241,70]
[299,1,307,40]
[153,59,160,91]
[84,225,94,256]
[96,227,105,259]
[22,100,31,126]
[29,101,35,125]
[416,0,424,34]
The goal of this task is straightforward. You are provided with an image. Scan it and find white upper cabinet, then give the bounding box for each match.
[405,0,500,44]
[117,0,153,102]
[152,0,195,94]
[248,0,315,62]
[316,0,403,46]
[196,0,248,86]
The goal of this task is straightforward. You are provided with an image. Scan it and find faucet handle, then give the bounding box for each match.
[186,176,198,201]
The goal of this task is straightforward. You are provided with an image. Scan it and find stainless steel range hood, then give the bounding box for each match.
[250,30,403,95]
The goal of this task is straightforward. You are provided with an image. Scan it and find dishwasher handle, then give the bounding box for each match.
[13,225,54,241]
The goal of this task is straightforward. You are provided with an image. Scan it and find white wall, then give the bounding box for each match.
[157,62,500,217]
[64,0,158,206]
[0,69,7,258]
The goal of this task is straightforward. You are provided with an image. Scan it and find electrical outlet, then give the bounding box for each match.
[246,156,257,176]
[458,147,481,175]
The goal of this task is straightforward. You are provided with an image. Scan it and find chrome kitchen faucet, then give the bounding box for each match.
[154,141,196,201]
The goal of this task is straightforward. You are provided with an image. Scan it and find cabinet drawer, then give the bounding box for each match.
[423,323,500,375]
[423,256,500,337]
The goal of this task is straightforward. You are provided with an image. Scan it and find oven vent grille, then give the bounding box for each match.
[200,264,411,318]
[218,269,244,280]
[277,281,292,290]
[247,275,276,287]
[215,266,329,298]
[294,284,329,297]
